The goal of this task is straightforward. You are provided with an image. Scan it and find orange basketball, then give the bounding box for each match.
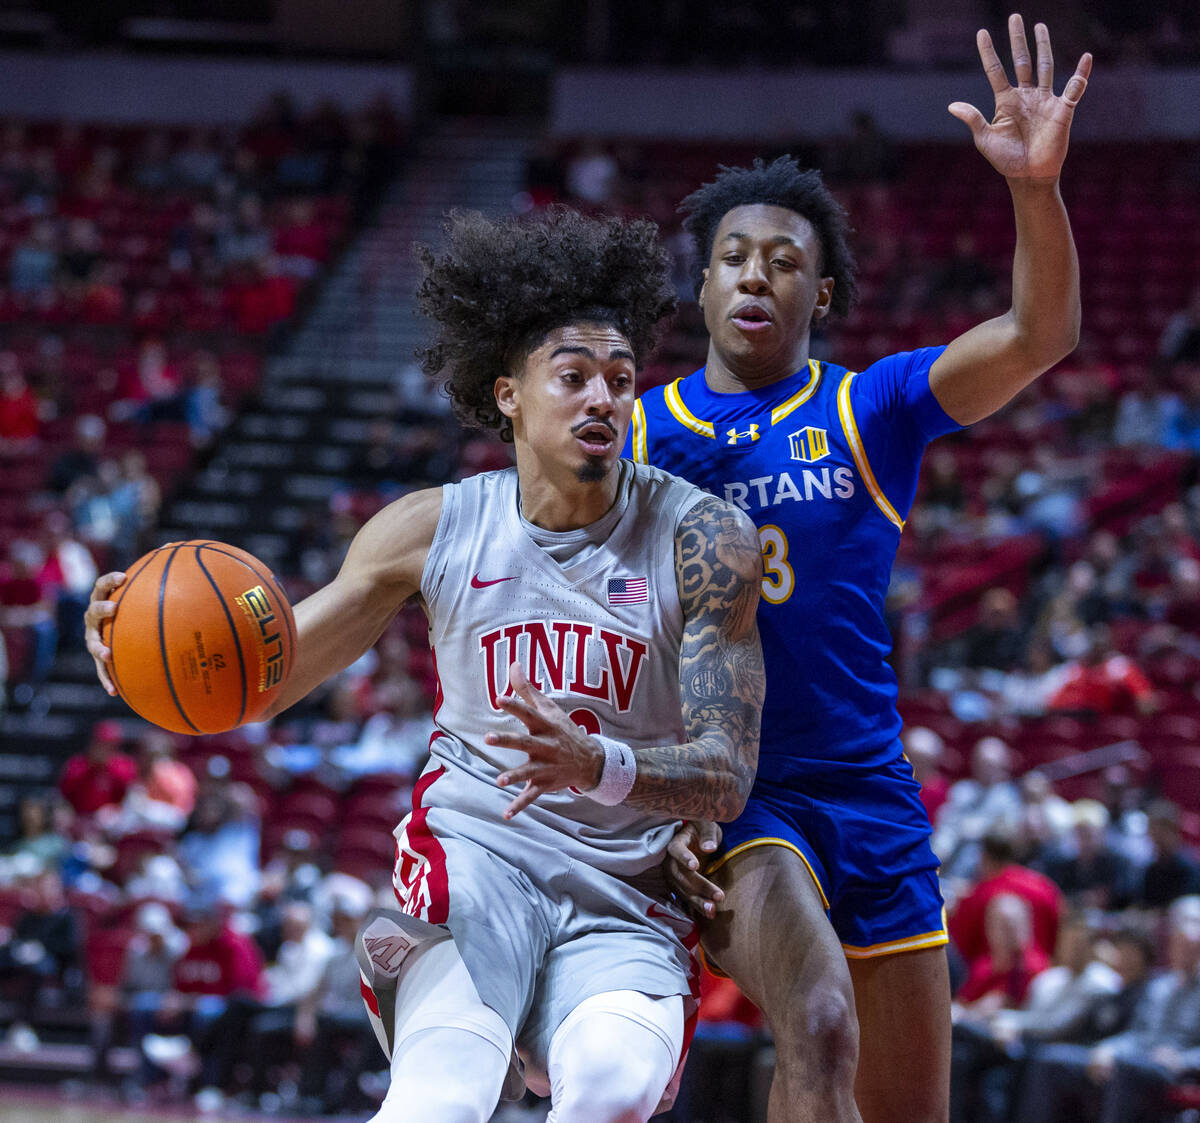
[103,540,296,735]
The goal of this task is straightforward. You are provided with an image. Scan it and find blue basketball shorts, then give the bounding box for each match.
[710,752,947,959]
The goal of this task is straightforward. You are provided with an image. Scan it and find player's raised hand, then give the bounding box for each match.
[949,14,1091,181]
[487,662,605,820]
[84,571,126,696]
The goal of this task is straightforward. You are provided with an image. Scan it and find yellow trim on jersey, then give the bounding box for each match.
[837,372,905,532]
[770,360,822,425]
[706,837,831,911]
[664,379,716,439]
[631,399,648,463]
[841,927,949,960]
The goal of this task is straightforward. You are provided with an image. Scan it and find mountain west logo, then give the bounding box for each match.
[479,620,648,713]
[726,424,760,446]
[788,426,830,463]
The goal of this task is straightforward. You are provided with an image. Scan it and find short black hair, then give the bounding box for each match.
[416,207,676,442]
[981,828,1018,866]
[678,155,858,316]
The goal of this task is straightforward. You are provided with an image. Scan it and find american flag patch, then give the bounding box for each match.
[608,577,648,605]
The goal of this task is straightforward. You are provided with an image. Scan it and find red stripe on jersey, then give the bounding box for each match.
[393,764,450,925]
[360,975,380,1017]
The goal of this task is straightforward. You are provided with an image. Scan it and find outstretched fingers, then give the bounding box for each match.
[976,28,1011,96]
[1008,13,1033,87]
[1034,21,1053,90]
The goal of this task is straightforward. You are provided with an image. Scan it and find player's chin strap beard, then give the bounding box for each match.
[576,461,608,483]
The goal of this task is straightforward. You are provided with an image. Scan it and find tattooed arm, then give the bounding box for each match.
[486,494,762,821]
[622,495,763,820]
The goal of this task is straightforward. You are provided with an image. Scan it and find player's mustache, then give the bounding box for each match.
[570,419,618,439]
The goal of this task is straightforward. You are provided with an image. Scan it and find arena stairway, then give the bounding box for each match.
[0,121,532,829]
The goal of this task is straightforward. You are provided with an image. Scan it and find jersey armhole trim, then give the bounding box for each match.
[769,359,822,425]
[664,379,715,439]
[631,398,649,463]
[418,482,459,613]
[837,371,906,532]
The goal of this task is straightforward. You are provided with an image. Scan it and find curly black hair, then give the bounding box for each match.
[678,156,858,317]
[416,207,677,442]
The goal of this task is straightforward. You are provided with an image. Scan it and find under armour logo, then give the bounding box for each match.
[726,424,760,446]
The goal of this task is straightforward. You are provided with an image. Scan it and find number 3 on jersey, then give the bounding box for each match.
[758,524,794,604]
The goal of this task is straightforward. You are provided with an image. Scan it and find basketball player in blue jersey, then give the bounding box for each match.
[633,16,1092,1123]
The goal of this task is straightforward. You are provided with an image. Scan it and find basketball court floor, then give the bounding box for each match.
[0,1087,357,1123]
[0,1087,548,1122]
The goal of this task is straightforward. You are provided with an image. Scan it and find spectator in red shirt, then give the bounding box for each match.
[173,908,264,1001]
[1048,624,1158,717]
[0,358,40,451]
[110,337,186,425]
[0,540,58,685]
[37,510,97,655]
[950,830,1064,972]
[274,199,329,277]
[950,893,1052,1123]
[58,719,138,817]
[132,900,264,1096]
[956,893,1051,1008]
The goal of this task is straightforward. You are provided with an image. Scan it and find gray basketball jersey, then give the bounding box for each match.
[417,460,707,877]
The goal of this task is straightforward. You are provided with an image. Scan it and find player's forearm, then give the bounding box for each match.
[1007,176,1080,366]
[625,722,758,821]
[636,494,762,820]
[625,628,763,820]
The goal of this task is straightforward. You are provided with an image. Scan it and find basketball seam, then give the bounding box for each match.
[195,545,296,678]
[193,546,249,728]
[107,547,164,706]
[158,545,199,734]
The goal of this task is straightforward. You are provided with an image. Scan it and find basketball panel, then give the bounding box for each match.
[193,545,294,722]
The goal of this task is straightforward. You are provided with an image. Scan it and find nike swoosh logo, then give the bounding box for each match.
[471,573,517,589]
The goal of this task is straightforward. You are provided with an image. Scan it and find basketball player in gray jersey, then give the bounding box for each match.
[85,208,763,1123]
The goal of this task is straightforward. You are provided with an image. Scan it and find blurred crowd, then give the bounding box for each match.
[0,674,430,1114]
[0,93,406,707]
[922,724,1200,1123]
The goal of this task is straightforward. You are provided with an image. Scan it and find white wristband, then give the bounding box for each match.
[584,735,637,806]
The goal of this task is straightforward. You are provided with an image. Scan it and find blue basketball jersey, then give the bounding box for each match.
[625,348,960,784]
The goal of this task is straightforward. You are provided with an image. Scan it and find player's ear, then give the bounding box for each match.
[698,268,710,309]
[494,375,519,421]
[812,277,834,321]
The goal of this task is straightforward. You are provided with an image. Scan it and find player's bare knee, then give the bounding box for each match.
[776,978,858,1086]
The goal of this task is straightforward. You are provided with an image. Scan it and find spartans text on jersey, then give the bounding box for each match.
[722,466,856,512]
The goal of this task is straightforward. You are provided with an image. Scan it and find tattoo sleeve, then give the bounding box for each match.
[623,495,764,820]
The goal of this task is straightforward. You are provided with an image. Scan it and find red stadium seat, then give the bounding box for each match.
[85,926,136,988]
